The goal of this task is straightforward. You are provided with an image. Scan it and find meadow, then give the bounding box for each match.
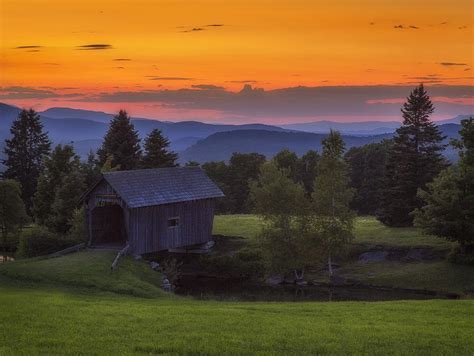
[0,215,473,354]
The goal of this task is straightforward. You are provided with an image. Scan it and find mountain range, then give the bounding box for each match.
[0,103,470,167]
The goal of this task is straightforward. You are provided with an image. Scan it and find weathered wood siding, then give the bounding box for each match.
[85,180,216,254]
[128,198,215,254]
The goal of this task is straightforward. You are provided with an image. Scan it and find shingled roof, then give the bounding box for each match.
[99,167,224,208]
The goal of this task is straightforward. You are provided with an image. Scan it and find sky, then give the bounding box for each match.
[0,0,473,123]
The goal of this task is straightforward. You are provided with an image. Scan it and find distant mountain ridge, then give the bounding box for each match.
[179,124,461,163]
[0,102,467,166]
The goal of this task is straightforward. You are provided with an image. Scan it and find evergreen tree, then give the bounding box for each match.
[414,118,474,256]
[33,144,82,227]
[312,130,355,276]
[378,85,446,227]
[3,109,51,210]
[81,151,101,188]
[345,141,390,214]
[97,110,141,170]
[141,129,178,168]
[0,180,28,254]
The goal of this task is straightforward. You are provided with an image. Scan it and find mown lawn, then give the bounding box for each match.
[213,215,452,249]
[0,251,473,355]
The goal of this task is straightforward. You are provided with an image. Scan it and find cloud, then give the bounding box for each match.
[458,25,468,30]
[13,45,42,49]
[76,44,113,50]
[43,62,60,66]
[148,76,194,81]
[113,58,131,61]
[394,25,419,30]
[192,84,225,90]
[439,62,468,66]
[181,27,205,33]
[114,67,125,69]
[72,84,474,119]
[206,24,224,27]
[0,86,62,99]
[226,80,257,83]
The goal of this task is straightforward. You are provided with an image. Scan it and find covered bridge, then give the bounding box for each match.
[82,167,224,255]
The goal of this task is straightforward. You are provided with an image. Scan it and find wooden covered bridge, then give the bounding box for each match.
[82,167,224,255]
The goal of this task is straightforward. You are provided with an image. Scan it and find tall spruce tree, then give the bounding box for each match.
[3,109,51,211]
[141,129,178,168]
[377,85,446,227]
[97,110,141,170]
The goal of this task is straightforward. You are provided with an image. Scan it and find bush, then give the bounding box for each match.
[17,226,79,258]
[199,247,264,280]
[448,245,474,265]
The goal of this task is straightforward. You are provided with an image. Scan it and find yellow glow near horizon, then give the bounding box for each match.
[0,0,473,120]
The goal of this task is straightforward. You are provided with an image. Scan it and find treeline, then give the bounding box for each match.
[1,85,473,263]
[0,110,180,256]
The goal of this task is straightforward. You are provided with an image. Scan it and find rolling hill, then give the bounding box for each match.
[179,124,461,163]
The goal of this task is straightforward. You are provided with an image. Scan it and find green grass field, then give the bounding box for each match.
[213,215,473,295]
[213,215,453,249]
[0,216,472,354]
[1,251,473,355]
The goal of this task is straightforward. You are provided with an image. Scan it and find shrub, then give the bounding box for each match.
[199,247,264,280]
[17,226,78,258]
[67,208,87,243]
[448,245,474,265]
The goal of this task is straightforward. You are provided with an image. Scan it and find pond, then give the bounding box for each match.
[175,277,453,302]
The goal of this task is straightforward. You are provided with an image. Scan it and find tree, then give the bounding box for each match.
[2,109,51,211]
[50,169,86,233]
[227,152,266,212]
[312,130,355,276]
[250,161,310,275]
[33,144,82,228]
[414,118,474,255]
[0,180,28,254]
[345,141,391,214]
[141,129,178,168]
[202,161,232,212]
[273,149,299,182]
[378,85,446,227]
[81,151,101,189]
[298,150,319,196]
[97,110,141,170]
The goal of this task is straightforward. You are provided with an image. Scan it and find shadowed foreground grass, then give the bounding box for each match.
[0,283,473,355]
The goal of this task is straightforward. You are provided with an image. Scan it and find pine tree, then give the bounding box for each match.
[312,130,355,276]
[414,118,474,256]
[0,180,28,253]
[97,110,141,170]
[378,85,446,227]
[141,129,178,168]
[3,109,51,211]
[33,144,82,226]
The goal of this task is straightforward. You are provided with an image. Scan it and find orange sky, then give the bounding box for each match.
[0,0,473,122]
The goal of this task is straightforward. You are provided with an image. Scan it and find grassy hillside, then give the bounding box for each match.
[0,250,165,298]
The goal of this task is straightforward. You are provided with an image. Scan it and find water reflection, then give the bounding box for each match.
[176,277,448,302]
